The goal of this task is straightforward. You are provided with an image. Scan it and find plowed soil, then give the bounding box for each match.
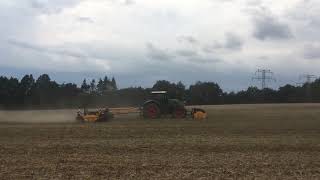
[1,104,320,179]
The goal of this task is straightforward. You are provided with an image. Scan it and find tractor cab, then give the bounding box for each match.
[150,91,169,105]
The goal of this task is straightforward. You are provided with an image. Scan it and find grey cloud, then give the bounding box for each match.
[146,42,220,64]
[253,13,293,40]
[29,0,84,14]
[310,19,320,27]
[146,43,174,61]
[175,48,221,64]
[105,0,135,6]
[203,33,243,53]
[30,1,45,9]
[202,42,223,53]
[8,39,86,59]
[285,0,320,43]
[304,43,320,59]
[202,47,213,53]
[225,33,243,50]
[288,0,320,21]
[175,49,198,57]
[187,56,221,64]
[77,17,95,23]
[8,40,45,53]
[6,39,115,72]
[124,0,135,5]
[246,0,262,6]
[209,0,234,3]
[177,35,198,45]
[8,39,145,72]
[258,56,269,61]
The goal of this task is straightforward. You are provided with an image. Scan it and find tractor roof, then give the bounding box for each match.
[151,91,167,94]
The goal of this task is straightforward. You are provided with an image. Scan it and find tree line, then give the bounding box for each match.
[0,74,320,109]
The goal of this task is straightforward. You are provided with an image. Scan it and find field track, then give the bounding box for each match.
[1,104,320,179]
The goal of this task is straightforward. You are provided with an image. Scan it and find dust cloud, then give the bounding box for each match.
[0,109,77,123]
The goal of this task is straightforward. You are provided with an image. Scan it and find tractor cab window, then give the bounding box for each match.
[160,94,168,104]
[151,93,168,104]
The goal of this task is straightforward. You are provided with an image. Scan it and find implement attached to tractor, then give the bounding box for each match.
[76,108,114,122]
[76,91,207,122]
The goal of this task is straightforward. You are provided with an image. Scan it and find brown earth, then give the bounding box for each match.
[1,104,320,179]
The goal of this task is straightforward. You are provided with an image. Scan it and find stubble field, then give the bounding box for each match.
[1,104,320,179]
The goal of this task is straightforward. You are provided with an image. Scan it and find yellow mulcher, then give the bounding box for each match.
[76,107,114,122]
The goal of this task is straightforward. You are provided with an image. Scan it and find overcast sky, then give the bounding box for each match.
[1,0,320,91]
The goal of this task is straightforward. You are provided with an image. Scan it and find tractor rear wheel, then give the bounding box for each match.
[173,108,186,119]
[143,103,160,119]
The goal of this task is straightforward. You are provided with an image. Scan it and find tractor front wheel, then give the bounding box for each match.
[143,103,160,119]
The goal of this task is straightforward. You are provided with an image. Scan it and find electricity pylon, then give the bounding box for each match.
[299,74,316,84]
[298,74,317,102]
[252,69,276,89]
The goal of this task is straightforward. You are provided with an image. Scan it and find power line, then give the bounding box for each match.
[298,74,317,102]
[298,74,317,84]
[252,69,276,89]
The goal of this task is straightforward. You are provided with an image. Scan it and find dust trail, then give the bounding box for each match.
[0,110,77,123]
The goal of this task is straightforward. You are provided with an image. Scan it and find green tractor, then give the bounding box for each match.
[142,91,187,119]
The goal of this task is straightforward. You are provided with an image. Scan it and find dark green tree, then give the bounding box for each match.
[81,79,90,93]
[90,79,96,94]
[35,74,51,88]
[152,80,186,100]
[20,74,35,96]
[189,81,223,105]
[97,78,104,95]
[32,74,59,106]
[19,74,35,105]
[111,77,117,90]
